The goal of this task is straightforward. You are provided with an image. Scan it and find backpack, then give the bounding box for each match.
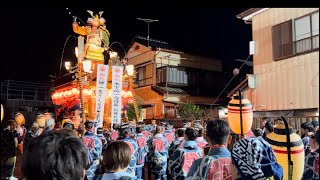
[182,152,201,174]
[164,133,174,144]
[136,137,147,165]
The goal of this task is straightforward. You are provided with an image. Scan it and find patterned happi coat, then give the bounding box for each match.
[163,128,175,145]
[186,146,232,180]
[82,131,102,180]
[168,137,185,158]
[118,137,138,176]
[169,141,202,179]
[147,133,170,176]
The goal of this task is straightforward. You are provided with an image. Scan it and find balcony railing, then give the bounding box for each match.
[156,66,188,86]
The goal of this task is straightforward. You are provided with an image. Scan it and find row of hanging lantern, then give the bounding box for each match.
[52,88,133,105]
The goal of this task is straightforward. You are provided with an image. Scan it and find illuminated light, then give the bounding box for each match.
[59,92,64,98]
[83,89,88,95]
[72,88,78,95]
[121,90,126,97]
[227,95,253,135]
[65,61,71,70]
[87,89,92,95]
[75,47,79,58]
[126,91,133,97]
[67,90,72,97]
[127,98,134,103]
[83,60,92,73]
[109,51,118,59]
[63,91,68,98]
[126,65,134,76]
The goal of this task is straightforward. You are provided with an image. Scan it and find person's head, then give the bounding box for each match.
[84,120,95,132]
[103,141,131,172]
[7,119,17,130]
[253,128,263,137]
[184,127,198,141]
[46,118,55,130]
[301,122,314,135]
[63,121,75,130]
[176,128,185,138]
[22,129,87,180]
[31,122,39,132]
[311,120,319,131]
[206,119,230,146]
[97,127,104,135]
[118,124,130,138]
[138,121,145,126]
[113,123,119,130]
[231,138,283,180]
[155,126,162,134]
[166,122,173,129]
[151,120,156,125]
[136,126,143,134]
[309,129,319,150]
[261,117,269,127]
[197,128,204,137]
[265,120,274,134]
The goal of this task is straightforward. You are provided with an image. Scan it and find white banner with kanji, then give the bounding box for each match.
[111,66,123,125]
[95,64,109,128]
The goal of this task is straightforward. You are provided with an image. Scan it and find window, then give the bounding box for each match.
[272,20,294,60]
[272,11,319,60]
[294,11,319,53]
[136,66,146,87]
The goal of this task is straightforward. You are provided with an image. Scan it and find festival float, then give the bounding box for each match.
[51,10,139,129]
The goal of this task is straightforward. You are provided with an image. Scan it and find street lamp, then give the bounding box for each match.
[65,61,71,71]
[126,65,134,76]
[82,60,92,73]
[126,64,140,123]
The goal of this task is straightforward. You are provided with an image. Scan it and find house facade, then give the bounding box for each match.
[237,8,319,119]
[125,36,224,122]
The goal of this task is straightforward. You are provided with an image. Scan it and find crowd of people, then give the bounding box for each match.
[0,111,319,180]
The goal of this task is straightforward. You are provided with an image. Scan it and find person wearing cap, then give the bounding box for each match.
[302,129,319,180]
[187,119,232,180]
[231,137,283,180]
[82,120,102,179]
[118,123,138,176]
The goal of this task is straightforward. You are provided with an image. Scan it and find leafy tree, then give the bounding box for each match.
[177,102,201,122]
[126,103,142,121]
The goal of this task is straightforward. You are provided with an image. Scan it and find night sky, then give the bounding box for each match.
[0,8,252,83]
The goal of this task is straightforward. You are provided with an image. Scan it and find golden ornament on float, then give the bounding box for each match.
[227,95,253,134]
[266,122,304,180]
[15,112,25,125]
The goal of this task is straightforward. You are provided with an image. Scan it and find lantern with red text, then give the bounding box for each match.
[227,95,253,134]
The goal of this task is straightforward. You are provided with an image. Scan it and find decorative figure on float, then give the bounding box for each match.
[72,10,110,74]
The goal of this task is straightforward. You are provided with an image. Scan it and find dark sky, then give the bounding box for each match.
[0,8,252,82]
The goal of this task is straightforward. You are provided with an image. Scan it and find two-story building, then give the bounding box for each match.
[125,36,225,122]
[236,8,319,128]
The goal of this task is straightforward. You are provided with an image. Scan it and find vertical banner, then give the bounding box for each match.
[95,64,109,128]
[111,66,123,126]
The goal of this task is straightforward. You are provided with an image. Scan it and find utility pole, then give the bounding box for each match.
[137,18,159,47]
